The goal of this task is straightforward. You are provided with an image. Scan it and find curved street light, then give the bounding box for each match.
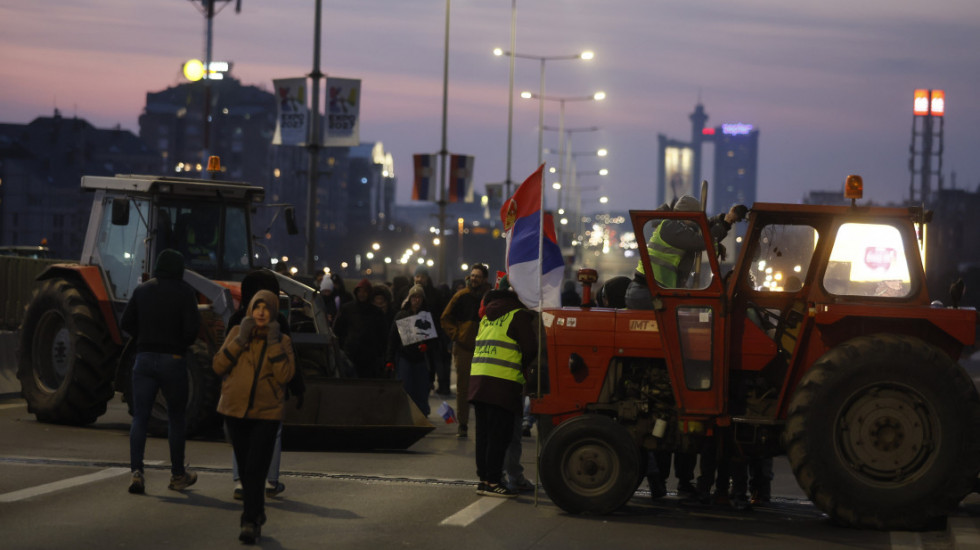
[526,92,605,210]
[495,48,594,169]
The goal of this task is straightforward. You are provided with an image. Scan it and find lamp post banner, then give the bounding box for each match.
[412,154,438,201]
[448,154,475,203]
[324,77,361,146]
[272,77,308,146]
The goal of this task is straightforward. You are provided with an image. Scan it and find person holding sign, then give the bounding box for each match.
[385,284,439,416]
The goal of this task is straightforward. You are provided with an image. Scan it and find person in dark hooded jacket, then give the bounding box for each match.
[120,248,200,495]
[333,278,387,378]
[469,288,537,498]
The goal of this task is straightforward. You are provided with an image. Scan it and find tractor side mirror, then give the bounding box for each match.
[111,198,130,226]
[284,206,298,235]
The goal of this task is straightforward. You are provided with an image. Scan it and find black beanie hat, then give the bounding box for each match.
[153,249,185,280]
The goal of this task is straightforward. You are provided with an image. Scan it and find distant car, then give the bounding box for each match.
[0,246,52,259]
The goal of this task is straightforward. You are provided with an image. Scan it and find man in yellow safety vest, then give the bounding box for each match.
[625,195,745,309]
[469,287,538,498]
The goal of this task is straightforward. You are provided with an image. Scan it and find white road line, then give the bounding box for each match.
[0,403,24,410]
[888,531,922,550]
[440,497,509,527]
[0,467,129,503]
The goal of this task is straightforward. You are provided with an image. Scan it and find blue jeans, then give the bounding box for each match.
[233,422,283,483]
[396,356,431,416]
[129,352,188,476]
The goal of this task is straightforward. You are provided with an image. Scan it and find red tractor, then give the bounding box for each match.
[533,180,980,529]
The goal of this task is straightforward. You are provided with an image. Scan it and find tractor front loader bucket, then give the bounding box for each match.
[282,378,434,451]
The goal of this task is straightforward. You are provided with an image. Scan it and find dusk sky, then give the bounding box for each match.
[1,1,978,213]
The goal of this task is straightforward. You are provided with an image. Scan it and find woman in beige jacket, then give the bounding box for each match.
[213,289,295,544]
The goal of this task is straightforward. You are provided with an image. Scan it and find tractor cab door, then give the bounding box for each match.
[631,210,729,416]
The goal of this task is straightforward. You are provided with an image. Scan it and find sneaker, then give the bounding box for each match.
[509,477,535,493]
[476,481,490,495]
[648,476,667,500]
[730,493,751,511]
[239,522,261,545]
[481,483,518,498]
[266,480,285,497]
[168,470,198,491]
[128,471,145,495]
[676,480,698,498]
[233,482,243,500]
[456,424,468,438]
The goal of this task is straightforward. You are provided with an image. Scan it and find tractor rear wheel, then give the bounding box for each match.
[540,414,640,514]
[18,278,117,425]
[785,333,980,530]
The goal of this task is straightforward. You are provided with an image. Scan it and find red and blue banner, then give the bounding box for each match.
[448,154,475,203]
[412,154,437,201]
[500,164,564,309]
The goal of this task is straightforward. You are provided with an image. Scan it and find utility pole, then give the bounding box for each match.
[305,0,324,275]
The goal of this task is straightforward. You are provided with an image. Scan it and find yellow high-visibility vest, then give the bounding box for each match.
[636,221,684,288]
[471,309,526,384]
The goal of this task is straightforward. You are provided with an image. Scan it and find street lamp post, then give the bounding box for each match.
[494,49,594,185]
[540,121,603,211]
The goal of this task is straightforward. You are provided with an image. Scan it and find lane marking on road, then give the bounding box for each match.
[0,467,129,503]
[440,497,508,527]
[888,531,922,550]
[0,403,24,410]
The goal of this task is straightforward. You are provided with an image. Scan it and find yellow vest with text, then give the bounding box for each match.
[471,309,526,384]
[635,221,684,288]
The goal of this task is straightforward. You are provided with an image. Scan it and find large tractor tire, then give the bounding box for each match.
[785,333,980,530]
[539,414,641,514]
[121,339,222,438]
[18,278,118,425]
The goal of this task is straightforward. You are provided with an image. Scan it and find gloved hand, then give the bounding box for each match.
[266,321,281,343]
[418,343,428,353]
[385,362,395,373]
[716,242,728,261]
[236,318,255,346]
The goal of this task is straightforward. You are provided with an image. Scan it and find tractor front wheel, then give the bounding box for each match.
[539,414,640,514]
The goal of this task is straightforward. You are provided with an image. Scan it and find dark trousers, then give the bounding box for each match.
[655,451,696,484]
[473,402,515,485]
[129,352,188,476]
[226,416,280,525]
[396,356,431,416]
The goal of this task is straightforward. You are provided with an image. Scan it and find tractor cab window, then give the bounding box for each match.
[223,206,251,270]
[824,223,912,298]
[164,203,222,274]
[638,215,714,290]
[743,223,817,293]
[96,196,149,301]
[677,306,714,389]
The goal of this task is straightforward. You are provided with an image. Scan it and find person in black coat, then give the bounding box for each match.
[333,278,387,378]
[121,248,200,494]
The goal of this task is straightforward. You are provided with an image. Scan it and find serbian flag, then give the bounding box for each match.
[437,401,457,424]
[500,164,564,309]
[412,154,437,201]
[448,154,475,203]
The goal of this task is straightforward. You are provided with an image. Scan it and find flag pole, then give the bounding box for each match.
[534,162,545,507]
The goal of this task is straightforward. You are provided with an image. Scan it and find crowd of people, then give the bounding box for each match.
[122,198,765,543]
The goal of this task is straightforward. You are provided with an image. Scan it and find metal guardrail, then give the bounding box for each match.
[0,257,68,330]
